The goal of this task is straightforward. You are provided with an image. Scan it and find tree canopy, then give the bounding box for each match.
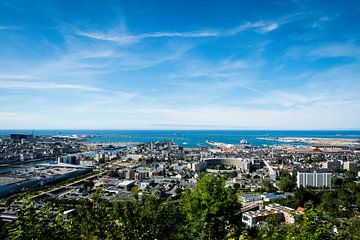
[1,175,240,240]
[1,175,360,240]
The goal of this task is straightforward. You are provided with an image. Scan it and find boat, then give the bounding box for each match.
[205,140,234,148]
[240,139,248,145]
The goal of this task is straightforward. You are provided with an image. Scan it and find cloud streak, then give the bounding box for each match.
[76,20,280,44]
[0,80,101,91]
[309,42,360,59]
[284,42,360,60]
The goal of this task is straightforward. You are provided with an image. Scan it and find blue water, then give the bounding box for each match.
[1,130,359,147]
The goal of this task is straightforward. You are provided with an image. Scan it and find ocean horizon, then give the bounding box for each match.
[1,130,359,148]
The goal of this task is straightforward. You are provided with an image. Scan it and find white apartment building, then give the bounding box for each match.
[297,169,331,188]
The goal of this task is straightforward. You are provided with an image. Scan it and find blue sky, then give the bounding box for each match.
[0,0,360,129]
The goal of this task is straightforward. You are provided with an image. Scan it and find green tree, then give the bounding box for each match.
[258,215,287,240]
[1,200,67,240]
[182,175,241,240]
[278,173,295,192]
[318,191,339,217]
[336,216,360,240]
[286,203,334,240]
[262,179,276,193]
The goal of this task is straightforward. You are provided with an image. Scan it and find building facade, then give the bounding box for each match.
[297,169,331,188]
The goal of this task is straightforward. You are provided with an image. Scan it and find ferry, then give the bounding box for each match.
[240,139,249,145]
[205,140,234,148]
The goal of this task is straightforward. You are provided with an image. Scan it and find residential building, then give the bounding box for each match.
[297,169,331,188]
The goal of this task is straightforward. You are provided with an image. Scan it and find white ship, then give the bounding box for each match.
[237,139,250,148]
[206,140,234,148]
[240,139,248,145]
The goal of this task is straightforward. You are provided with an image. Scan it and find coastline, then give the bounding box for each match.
[258,137,360,146]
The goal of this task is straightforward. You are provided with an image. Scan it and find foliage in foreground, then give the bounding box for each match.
[1,175,240,240]
[2,174,360,240]
[238,205,360,240]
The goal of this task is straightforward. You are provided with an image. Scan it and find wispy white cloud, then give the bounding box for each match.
[247,62,360,109]
[0,35,191,100]
[127,103,360,130]
[0,111,44,127]
[0,111,43,118]
[67,49,115,59]
[75,30,139,44]
[3,95,359,129]
[309,42,360,59]
[167,56,264,80]
[0,80,101,91]
[312,15,333,28]
[284,42,360,60]
[261,23,279,32]
[141,30,220,38]
[226,21,280,35]
[252,90,328,108]
[63,89,155,114]
[0,74,39,80]
[0,111,45,129]
[76,20,280,44]
[113,45,190,71]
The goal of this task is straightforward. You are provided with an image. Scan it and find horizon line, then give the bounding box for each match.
[1,129,360,131]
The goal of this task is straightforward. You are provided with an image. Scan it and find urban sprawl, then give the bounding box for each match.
[0,133,360,230]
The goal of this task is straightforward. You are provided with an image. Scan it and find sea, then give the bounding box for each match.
[1,130,360,148]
